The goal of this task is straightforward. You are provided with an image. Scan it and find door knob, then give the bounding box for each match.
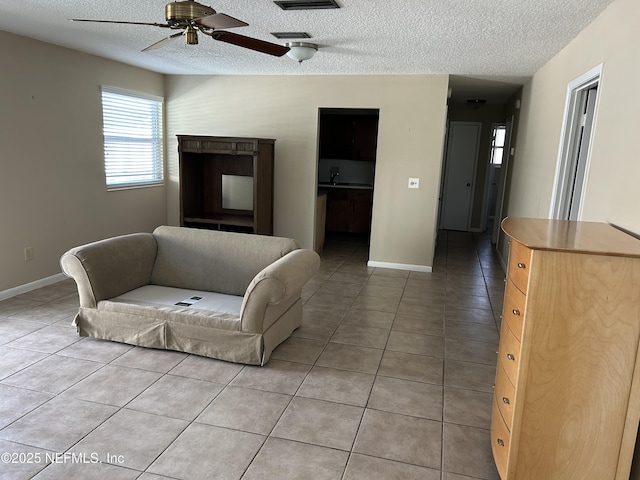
[466,183,471,187]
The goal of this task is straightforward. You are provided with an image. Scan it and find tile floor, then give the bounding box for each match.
[0,228,505,480]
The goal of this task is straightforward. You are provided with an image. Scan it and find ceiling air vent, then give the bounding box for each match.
[274,0,340,10]
[271,32,312,39]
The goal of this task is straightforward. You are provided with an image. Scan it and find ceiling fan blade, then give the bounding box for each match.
[142,32,184,52]
[195,13,248,30]
[211,31,289,57]
[70,19,170,28]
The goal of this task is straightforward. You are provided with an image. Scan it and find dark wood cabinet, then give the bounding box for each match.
[325,188,373,233]
[178,135,274,235]
[319,113,378,161]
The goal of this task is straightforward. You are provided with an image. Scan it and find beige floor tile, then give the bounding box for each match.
[272,396,363,450]
[445,321,499,345]
[168,354,244,383]
[1,354,101,394]
[358,283,404,300]
[368,376,443,420]
[398,299,445,318]
[63,365,162,406]
[365,275,408,289]
[330,324,390,349]
[0,346,49,380]
[242,437,349,480]
[344,453,441,480]
[148,423,265,480]
[127,374,224,421]
[445,304,497,325]
[197,385,291,435]
[56,337,134,363]
[0,318,47,346]
[392,313,444,337]
[386,330,444,357]
[444,359,496,393]
[5,325,80,353]
[296,365,375,406]
[353,409,442,469]
[271,336,326,364]
[0,439,49,478]
[0,384,52,429]
[350,295,399,313]
[445,337,499,365]
[444,387,494,429]
[32,461,140,480]
[230,359,311,394]
[72,409,188,472]
[341,308,395,329]
[316,342,383,374]
[378,350,443,385]
[111,346,188,373]
[442,423,500,479]
[0,396,117,452]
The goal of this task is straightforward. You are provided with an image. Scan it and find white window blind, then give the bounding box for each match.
[101,86,164,190]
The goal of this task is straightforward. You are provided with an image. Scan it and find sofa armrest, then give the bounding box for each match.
[60,233,158,308]
[240,249,320,333]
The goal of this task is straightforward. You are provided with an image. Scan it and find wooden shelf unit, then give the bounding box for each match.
[492,217,640,480]
[178,135,275,235]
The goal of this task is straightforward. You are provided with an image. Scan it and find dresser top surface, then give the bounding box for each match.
[502,217,640,258]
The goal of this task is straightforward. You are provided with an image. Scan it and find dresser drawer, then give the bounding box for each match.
[508,240,531,294]
[498,320,521,385]
[494,363,516,431]
[503,280,526,341]
[491,397,510,479]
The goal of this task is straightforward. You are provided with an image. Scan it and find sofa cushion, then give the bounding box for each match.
[150,226,299,296]
[113,285,243,316]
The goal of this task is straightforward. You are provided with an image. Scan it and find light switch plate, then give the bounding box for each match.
[408,177,419,188]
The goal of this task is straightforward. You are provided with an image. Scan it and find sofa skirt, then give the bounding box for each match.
[73,299,302,365]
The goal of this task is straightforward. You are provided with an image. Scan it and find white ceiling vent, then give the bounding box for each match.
[273,0,340,10]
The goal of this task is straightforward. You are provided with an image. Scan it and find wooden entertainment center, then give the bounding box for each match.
[178,135,274,235]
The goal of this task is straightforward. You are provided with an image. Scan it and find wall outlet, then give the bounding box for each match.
[24,247,33,262]
[408,177,420,188]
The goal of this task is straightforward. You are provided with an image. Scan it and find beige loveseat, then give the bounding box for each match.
[60,226,320,365]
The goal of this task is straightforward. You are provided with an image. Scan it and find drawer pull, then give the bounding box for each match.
[497,438,505,447]
[517,262,526,269]
[507,353,515,361]
[512,309,520,316]
[502,396,510,405]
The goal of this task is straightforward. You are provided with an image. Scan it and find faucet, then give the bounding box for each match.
[330,171,340,185]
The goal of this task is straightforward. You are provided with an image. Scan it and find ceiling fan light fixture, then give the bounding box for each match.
[185,25,198,44]
[285,42,317,63]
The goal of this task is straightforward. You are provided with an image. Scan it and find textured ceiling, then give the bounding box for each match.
[0,0,615,101]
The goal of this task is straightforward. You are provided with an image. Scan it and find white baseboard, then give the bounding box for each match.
[0,273,68,302]
[367,260,432,273]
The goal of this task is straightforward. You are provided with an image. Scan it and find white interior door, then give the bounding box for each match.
[439,121,481,231]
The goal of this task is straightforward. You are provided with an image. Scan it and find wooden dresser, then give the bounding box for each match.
[492,217,640,480]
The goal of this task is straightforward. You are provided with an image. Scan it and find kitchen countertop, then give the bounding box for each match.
[318,182,373,190]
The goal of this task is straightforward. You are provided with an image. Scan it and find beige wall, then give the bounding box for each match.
[0,31,166,292]
[504,0,640,237]
[165,75,449,269]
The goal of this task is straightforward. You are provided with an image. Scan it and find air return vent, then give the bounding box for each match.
[274,0,340,10]
[271,32,312,39]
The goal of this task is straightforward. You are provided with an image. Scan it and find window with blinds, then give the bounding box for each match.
[100,86,164,190]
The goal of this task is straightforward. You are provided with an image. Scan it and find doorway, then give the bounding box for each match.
[439,121,482,231]
[551,65,601,220]
[315,108,380,252]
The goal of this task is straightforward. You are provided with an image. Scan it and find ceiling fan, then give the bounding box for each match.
[70,0,290,56]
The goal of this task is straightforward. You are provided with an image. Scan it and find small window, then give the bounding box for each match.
[490,124,507,166]
[101,86,164,190]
